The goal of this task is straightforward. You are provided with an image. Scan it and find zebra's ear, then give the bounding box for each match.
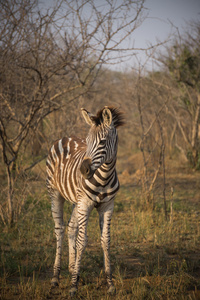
[102,107,112,126]
[81,108,94,126]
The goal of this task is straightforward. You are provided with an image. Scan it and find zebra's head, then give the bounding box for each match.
[80,106,124,179]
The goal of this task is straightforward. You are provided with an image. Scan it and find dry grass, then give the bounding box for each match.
[0,158,200,299]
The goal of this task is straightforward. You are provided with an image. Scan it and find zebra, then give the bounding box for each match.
[46,106,124,296]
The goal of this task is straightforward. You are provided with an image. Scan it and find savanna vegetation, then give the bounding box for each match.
[0,0,200,299]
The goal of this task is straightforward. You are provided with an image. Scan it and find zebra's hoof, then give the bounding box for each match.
[69,286,77,297]
[51,278,59,287]
[107,285,116,295]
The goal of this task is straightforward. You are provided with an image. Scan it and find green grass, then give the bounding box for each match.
[0,171,200,299]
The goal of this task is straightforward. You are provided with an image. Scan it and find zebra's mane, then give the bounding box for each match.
[91,107,124,128]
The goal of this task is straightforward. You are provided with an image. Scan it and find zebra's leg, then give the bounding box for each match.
[50,190,65,287]
[98,200,116,294]
[68,204,78,274]
[69,200,94,296]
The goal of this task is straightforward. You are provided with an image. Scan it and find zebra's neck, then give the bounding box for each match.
[93,157,116,181]
[100,157,116,171]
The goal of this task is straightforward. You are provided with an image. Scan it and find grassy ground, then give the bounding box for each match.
[0,159,200,299]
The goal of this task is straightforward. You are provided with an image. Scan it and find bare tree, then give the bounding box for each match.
[159,21,200,168]
[0,0,147,225]
[134,71,169,211]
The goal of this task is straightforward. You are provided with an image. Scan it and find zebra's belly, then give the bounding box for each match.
[55,168,119,205]
[57,184,78,204]
[55,172,78,204]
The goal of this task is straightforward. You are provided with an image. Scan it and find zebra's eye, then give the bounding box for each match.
[99,139,107,145]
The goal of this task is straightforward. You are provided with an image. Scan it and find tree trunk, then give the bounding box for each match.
[7,165,14,226]
[191,93,200,166]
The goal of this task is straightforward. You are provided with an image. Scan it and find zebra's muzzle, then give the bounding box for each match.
[80,158,94,179]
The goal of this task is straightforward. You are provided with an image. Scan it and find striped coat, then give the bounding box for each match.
[46,106,124,296]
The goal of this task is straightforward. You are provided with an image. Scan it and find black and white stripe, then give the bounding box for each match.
[46,106,124,296]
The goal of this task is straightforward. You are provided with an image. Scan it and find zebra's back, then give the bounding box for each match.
[46,136,86,203]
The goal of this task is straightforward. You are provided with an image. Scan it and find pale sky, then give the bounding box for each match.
[40,0,200,71]
[138,0,200,45]
[123,0,200,71]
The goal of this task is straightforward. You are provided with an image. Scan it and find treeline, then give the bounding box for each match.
[0,0,199,226]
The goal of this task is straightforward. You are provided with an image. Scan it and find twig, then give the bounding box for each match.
[24,155,47,173]
[0,204,6,226]
[170,187,174,224]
